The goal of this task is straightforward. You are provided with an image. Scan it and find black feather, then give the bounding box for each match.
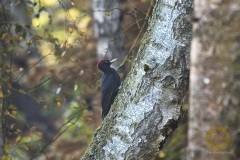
[97,59,121,119]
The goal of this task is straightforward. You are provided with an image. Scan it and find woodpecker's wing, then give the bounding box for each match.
[101,78,117,119]
[101,70,120,119]
[101,80,113,118]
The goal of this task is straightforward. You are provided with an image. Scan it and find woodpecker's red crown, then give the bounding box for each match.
[97,58,109,69]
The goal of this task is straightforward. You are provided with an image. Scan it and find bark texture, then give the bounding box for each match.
[92,0,125,64]
[188,0,240,160]
[82,0,193,159]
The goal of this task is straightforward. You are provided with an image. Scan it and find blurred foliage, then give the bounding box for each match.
[0,0,95,159]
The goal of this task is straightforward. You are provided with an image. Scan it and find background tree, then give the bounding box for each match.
[187,0,240,160]
[81,0,193,159]
[91,0,125,65]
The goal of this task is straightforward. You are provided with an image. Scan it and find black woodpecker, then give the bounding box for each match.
[97,58,121,119]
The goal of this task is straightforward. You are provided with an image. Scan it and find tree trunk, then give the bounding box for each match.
[0,46,11,159]
[187,0,240,160]
[82,0,192,159]
[0,82,5,157]
[91,0,125,66]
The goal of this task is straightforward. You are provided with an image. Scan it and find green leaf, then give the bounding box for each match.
[21,136,32,143]
[39,7,47,12]
[21,30,27,39]
[15,24,22,33]
[26,1,33,5]
[35,13,40,18]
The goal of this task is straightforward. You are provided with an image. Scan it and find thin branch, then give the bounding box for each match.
[118,1,155,70]
[16,50,54,80]
[28,75,55,92]
[30,108,84,159]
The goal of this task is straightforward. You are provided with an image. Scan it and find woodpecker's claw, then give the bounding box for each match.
[110,58,119,63]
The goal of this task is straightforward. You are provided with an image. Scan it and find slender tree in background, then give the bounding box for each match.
[0,66,6,158]
[91,0,125,65]
[187,0,240,160]
[81,0,193,159]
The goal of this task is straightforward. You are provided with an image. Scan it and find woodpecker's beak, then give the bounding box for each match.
[110,58,119,63]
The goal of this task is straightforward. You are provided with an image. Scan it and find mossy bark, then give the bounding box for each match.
[82,0,193,159]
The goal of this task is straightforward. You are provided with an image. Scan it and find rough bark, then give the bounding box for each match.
[82,0,193,159]
[187,0,240,160]
[92,0,125,65]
